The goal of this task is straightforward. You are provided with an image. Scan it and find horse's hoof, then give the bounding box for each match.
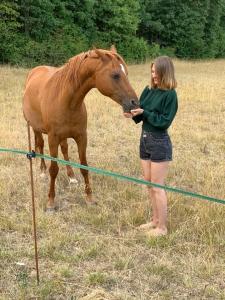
[85,200,98,206]
[40,172,47,179]
[69,177,78,184]
[45,207,56,213]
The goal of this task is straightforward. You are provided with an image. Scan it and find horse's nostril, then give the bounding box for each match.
[130,99,139,108]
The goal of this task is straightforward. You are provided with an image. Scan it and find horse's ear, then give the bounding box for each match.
[110,45,117,54]
[94,48,103,58]
[94,49,111,62]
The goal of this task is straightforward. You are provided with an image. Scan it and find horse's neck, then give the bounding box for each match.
[63,56,98,107]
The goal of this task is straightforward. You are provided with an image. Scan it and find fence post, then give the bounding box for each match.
[27,122,40,284]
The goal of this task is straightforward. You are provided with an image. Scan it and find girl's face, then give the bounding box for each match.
[151,64,159,86]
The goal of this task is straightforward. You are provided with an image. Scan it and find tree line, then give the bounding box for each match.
[1,0,225,66]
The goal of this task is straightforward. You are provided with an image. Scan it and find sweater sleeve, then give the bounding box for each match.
[142,91,178,130]
[132,86,149,124]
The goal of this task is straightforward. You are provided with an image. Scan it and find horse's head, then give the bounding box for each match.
[93,46,139,112]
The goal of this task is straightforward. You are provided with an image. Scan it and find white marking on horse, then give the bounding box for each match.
[40,172,47,179]
[120,63,126,75]
[69,177,78,184]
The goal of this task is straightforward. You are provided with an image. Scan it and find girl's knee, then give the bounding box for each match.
[151,186,165,195]
[143,176,151,182]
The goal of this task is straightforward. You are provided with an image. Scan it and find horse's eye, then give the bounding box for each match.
[112,73,120,80]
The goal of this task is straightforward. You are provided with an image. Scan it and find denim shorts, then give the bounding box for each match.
[140,130,172,162]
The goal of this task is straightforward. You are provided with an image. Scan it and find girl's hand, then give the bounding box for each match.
[123,112,133,118]
[131,108,144,116]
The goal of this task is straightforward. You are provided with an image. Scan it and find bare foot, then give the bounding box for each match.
[138,221,158,230]
[146,227,168,237]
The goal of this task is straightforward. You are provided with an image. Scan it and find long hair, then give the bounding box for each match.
[151,56,177,90]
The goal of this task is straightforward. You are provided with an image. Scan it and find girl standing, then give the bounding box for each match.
[124,56,178,236]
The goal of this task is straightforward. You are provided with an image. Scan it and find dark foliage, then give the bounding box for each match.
[0,0,225,66]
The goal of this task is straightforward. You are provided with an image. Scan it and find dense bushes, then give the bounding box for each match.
[1,0,225,66]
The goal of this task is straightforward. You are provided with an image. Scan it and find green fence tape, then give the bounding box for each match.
[0,147,224,205]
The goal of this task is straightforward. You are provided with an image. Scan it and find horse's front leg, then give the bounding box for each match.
[74,133,96,205]
[60,139,77,183]
[47,134,60,211]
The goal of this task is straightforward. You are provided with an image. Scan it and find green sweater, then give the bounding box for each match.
[133,86,178,133]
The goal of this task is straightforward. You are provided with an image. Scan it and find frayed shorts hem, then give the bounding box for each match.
[140,157,172,162]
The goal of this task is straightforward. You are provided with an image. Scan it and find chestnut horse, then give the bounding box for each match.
[23,46,138,211]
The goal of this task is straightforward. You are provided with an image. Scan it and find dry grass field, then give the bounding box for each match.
[0,59,225,299]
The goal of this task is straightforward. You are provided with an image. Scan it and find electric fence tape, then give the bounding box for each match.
[0,147,224,205]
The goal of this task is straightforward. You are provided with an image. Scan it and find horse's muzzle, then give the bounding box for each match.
[122,99,139,113]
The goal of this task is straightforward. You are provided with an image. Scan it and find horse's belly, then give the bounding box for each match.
[53,124,84,140]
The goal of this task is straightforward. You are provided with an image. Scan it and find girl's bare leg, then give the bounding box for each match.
[148,161,169,236]
[139,160,158,228]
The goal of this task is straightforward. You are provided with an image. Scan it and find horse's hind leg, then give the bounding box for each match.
[74,133,95,205]
[60,139,77,183]
[47,134,59,210]
[34,130,47,176]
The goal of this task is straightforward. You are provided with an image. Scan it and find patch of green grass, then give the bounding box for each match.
[114,257,134,271]
[146,264,174,280]
[37,279,65,299]
[86,272,107,286]
[86,272,116,289]
[82,244,102,259]
[144,233,177,249]
[16,269,29,289]
[59,266,73,279]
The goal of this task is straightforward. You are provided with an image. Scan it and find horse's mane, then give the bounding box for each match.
[51,49,127,94]
[52,51,89,93]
